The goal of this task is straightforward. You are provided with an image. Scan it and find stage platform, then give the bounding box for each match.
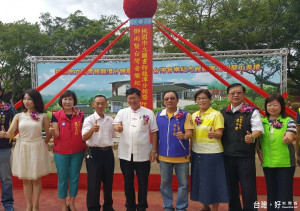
[3,143,300,210]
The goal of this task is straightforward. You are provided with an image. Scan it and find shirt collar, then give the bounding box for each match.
[198,106,213,115]
[93,111,106,121]
[231,102,244,113]
[131,106,142,113]
[159,108,180,116]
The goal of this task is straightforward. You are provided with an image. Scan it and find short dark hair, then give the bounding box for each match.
[227,83,246,94]
[94,95,107,101]
[194,89,212,101]
[21,89,44,113]
[265,93,286,118]
[163,91,179,99]
[126,88,141,98]
[58,90,77,108]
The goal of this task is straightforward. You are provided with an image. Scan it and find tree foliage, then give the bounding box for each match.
[40,10,129,56]
[0,11,129,103]
[183,98,230,113]
[155,0,299,51]
[0,2,299,104]
[155,0,300,95]
[0,20,50,103]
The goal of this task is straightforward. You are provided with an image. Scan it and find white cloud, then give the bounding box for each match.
[40,69,54,80]
[41,73,52,80]
[58,75,74,83]
[76,83,88,89]
[153,75,163,81]
[0,0,128,24]
[123,75,130,80]
[192,73,215,84]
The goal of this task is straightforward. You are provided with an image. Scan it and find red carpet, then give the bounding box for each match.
[10,173,300,195]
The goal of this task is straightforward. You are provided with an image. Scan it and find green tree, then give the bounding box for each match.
[153,107,163,115]
[155,0,299,51]
[0,20,50,103]
[183,104,199,114]
[225,57,282,90]
[39,11,129,56]
[183,98,230,113]
[286,0,300,95]
[0,12,130,104]
[155,0,300,97]
[210,98,230,110]
[207,81,227,90]
[246,86,278,109]
[155,0,219,52]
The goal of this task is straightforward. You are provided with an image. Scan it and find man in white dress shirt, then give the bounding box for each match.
[113,88,158,211]
[82,95,117,211]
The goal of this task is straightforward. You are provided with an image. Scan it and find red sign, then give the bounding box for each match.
[130,18,153,109]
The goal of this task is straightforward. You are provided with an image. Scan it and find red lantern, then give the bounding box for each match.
[123,0,157,19]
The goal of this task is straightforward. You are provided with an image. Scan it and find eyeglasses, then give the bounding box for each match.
[164,97,176,101]
[196,97,209,101]
[228,91,244,96]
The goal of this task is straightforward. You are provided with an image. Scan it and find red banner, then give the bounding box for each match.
[130,18,153,109]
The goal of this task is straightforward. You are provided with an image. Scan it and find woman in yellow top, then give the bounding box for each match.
[191,89,229,211]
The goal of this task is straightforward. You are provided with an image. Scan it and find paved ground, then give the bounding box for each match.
[3,189,300,211]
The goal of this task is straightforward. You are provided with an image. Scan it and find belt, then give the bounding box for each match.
[89,146,112,151]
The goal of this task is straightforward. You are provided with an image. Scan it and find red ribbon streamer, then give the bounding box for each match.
[155,23,265,116]
[14,20,129,109]
[45,27,130,109]
[155,20,296,119]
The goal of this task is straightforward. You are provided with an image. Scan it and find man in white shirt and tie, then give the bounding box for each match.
[82,95,117,211]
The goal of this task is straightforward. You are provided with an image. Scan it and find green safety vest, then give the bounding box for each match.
[260,115,295,167]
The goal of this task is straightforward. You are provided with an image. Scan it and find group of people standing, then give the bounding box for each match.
[0,83,298,211]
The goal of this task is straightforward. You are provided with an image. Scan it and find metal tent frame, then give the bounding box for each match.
[30,48,288,93]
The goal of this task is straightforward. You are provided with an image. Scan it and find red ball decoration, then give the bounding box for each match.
[123,0,157,19]
[282,92,288,99]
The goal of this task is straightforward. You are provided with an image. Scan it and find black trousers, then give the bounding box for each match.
[120,155,151,211]
[263,167,295,211]
[86,147,115,211]
[224,156,257,211]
